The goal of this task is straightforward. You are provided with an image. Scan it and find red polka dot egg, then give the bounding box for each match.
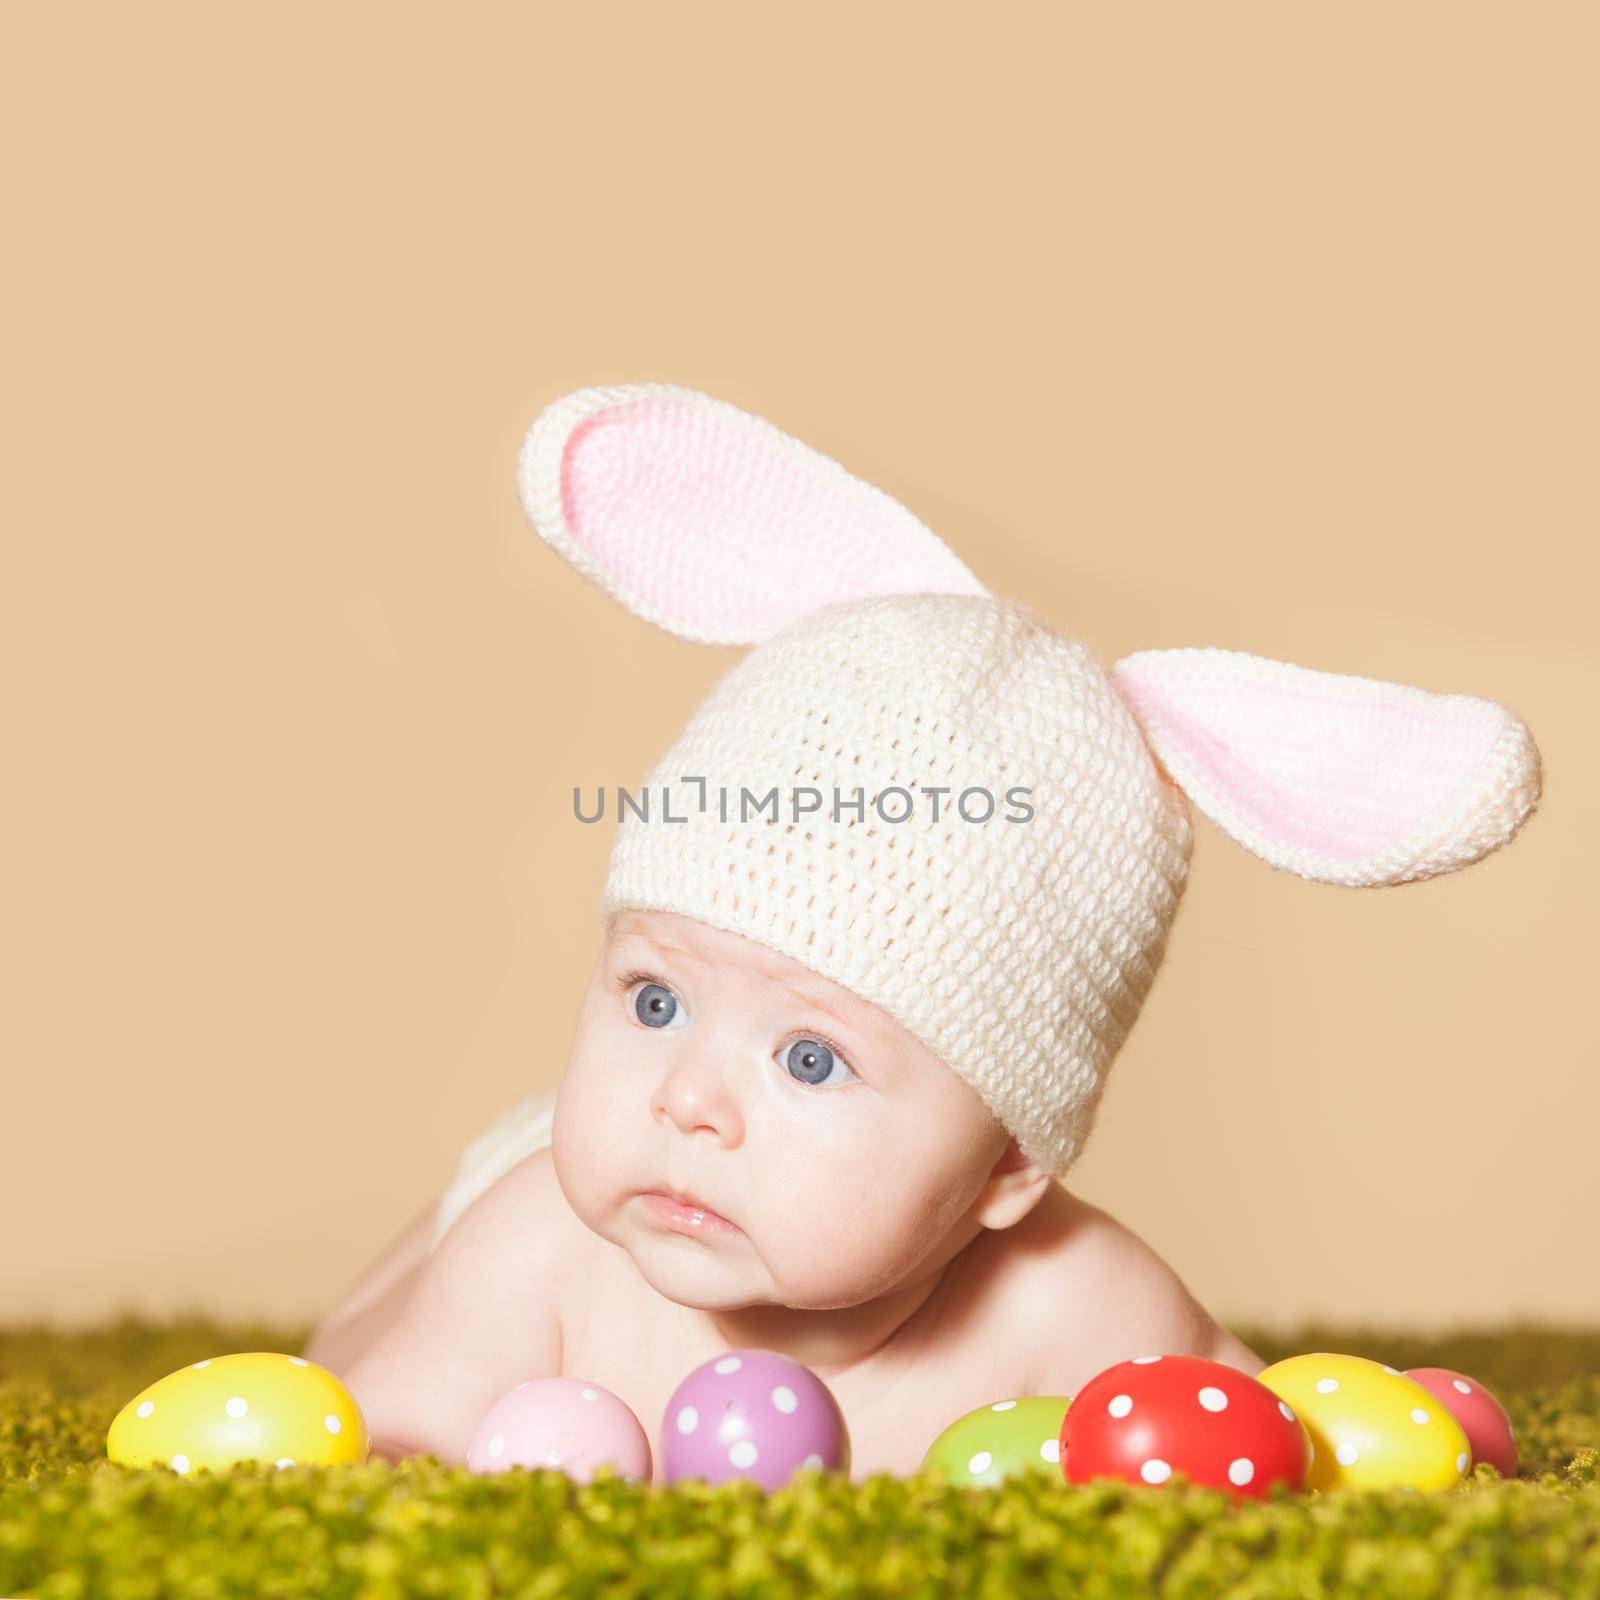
[1061,1354,1310,1500]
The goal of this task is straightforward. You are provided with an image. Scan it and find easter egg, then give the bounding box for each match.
[1404,1367,1518,1479]
[107,1352,369,1474]
[920,1396,1071,1487]
[661,1349,849,1491]
[466,1378,651,1483]
[1256,1352,1470,1492]
[1060,1354,1310,1500]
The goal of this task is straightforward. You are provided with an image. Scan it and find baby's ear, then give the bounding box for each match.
[516,383,988,647]
[993,1138,1034,1176]
[972,1138,1053,1232]
[1110,646,1542,887]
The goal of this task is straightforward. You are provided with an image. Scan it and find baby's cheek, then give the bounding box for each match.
[549,1110,624,1222]
[761,1169,929,1301]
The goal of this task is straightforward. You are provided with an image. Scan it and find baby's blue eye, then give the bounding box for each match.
[633,982,687,1029]
[782,1038,858,1089]
[623,975,857,1087]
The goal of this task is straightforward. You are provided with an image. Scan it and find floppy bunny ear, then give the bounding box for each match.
[1109,647,1542,887]
[516,382,989,646]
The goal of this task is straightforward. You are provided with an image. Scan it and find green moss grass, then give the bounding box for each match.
[2,1317,1597,1597]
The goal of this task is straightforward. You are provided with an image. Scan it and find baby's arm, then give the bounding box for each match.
[337,1156,566,1463]
[303,1198,439,1375]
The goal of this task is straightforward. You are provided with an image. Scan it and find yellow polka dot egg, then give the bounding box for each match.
[107,1353,370,1474]
[1256,1351,1470,1492]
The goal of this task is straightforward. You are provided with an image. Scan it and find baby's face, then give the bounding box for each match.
[550,908,1020,1313]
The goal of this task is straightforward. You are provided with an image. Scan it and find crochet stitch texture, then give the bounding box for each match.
[598,591,1193,1178]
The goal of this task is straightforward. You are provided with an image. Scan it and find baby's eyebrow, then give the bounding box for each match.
[771,977,877,1036]
[611,926,704,966]
[613,926,880,1039]
[752,961,899,1047]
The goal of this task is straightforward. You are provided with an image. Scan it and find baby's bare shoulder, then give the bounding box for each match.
[342,1148,580,1463]
[444,1146,586,1275]
[969,1187,1264,1393]
[421,1145,597,1347]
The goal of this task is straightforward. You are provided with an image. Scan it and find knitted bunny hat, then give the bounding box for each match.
[516,383,1542,1179]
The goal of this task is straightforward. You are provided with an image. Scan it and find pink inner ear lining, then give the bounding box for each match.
[1119,665,1510,864]
[557,395,985,639]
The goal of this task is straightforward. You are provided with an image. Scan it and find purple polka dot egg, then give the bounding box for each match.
[661,1349,850,1491]
[466,1377,651,1484]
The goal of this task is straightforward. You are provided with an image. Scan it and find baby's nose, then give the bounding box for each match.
[652,1062,744,1143]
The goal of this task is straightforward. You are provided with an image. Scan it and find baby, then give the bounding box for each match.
[310,905,1265,1481]
[304,383,1541,1484]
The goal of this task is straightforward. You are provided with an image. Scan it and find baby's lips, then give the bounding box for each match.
[640,1189,741,1233]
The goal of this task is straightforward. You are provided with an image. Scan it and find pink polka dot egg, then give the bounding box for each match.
[661,1349,850,1491]
[466,1377,651,1484]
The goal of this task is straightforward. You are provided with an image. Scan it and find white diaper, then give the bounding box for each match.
[429,1086,559,1252]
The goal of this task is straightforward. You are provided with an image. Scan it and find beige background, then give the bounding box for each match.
[4,4,1595,1334]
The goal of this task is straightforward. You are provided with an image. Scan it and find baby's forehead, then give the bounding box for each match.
[606,911,884,1026]
[609,910,823,982]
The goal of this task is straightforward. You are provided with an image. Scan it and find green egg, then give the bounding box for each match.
[919,1395,1071,1487]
